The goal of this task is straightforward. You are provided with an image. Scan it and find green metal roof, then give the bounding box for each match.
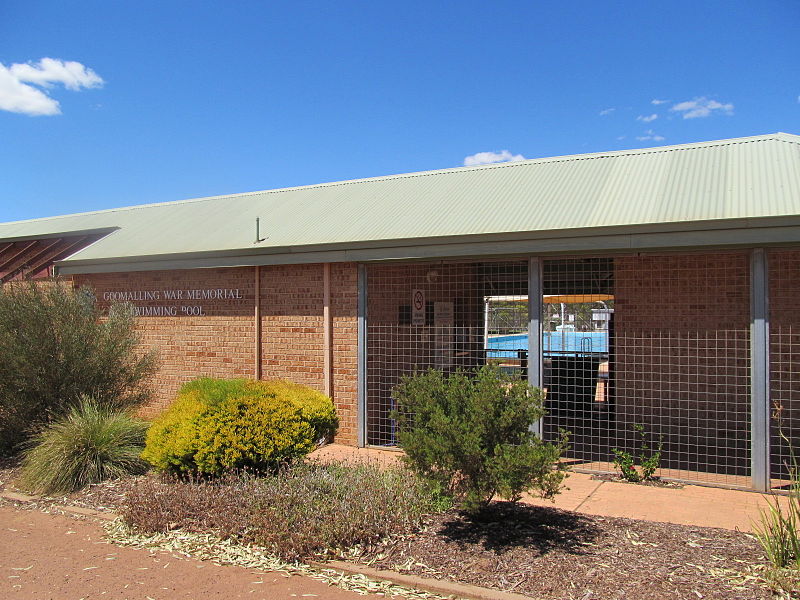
[1,132,799,271]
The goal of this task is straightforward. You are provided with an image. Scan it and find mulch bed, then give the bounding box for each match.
[0,457,20,494]
[355,502,777,600]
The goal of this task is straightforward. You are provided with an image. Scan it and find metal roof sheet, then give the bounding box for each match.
[1,132,799,265]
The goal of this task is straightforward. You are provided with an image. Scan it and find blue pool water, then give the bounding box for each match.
[487,332,608,358]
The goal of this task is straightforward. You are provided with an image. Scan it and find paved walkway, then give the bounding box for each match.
[311,444,789,532]
[0,505,386,600]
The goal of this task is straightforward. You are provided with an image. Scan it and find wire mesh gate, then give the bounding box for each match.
[542,254,751,487]
[364,251,763,488]
[365,260,528,446]
[769,249,800,489]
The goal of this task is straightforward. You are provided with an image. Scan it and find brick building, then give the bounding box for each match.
[1,132,799,491]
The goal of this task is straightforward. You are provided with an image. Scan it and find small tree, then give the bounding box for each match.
[393,364,568,514]
[0,280,157,455]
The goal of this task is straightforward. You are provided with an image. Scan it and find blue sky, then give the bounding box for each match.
[1,1,798,222]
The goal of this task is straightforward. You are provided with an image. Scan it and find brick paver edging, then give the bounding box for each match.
[310,560,533,600]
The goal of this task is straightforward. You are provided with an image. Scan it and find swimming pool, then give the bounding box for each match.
[487,331,608,358]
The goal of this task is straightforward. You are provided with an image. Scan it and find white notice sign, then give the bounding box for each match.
[434,302,454,325]
[434,301,455,368]
[411,289,426,326]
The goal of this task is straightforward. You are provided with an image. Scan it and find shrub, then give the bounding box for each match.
[18,397,149,495]
[138,389,207,473]
[141,378,338,475]
[0,280,157,455]
[191,395,317,474]
[259,379,338,443]
[121,462,448,560]
[393,364,568,514]
[611,423,664,483]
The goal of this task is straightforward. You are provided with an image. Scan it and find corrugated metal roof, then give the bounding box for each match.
[1,132,798,265]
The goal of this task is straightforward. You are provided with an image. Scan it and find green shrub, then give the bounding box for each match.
[141,378,338,475]
[192,395,317,474]
[122,462,448,560]
[393,364,568,514]
[18,397,149,495]
[611,423,664,483]
[0,280,157,455]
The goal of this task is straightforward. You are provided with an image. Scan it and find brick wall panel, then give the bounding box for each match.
[75,264,359,445]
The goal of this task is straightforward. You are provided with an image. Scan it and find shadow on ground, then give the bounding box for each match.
[437,501,600,556]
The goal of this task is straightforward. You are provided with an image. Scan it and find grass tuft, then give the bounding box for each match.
[753,429,800,597]
[18,397,149,495]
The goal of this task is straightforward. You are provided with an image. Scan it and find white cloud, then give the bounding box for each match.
[599,108,615,116]
[651,99,668,105]
[11,58,103,90]
[636,129,665,142]
[670,96,734,119]
[0,58,103,116]
[636,113,658,123]
[463,150,526,167]
[0,66,59,115]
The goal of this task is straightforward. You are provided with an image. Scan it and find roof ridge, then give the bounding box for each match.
[1,132,794,227]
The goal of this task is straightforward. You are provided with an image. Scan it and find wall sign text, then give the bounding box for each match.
[102,288,243,317]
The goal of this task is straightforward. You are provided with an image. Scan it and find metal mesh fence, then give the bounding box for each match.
[769,249,800,489]
[542,253,752,487]
[365,260,528,446]
[364,251,753,487]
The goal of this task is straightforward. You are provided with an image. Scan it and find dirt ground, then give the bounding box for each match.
[0,505,388,600]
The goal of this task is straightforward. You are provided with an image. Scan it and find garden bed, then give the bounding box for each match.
[1,458,790,599]
[589,472,684,488]
[353,502,776,600]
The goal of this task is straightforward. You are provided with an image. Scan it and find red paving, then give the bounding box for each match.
[312,444,790,532]
[0,505,386,600]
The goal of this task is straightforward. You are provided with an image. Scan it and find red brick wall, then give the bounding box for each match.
[259,263,359,445]
[261,264,324,387]
[74,263,360,445]
[74,268,256,417]
[331,264,359,444]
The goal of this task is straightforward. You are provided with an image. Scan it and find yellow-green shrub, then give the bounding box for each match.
[140,391,206,473]
[141,378,338,475]
[193,395,316,474]
[259,379,338,442]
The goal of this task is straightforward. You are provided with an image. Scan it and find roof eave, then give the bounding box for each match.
[56,215,800,275]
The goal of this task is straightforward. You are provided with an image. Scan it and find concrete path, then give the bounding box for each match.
[0,505,386,600]
[312,444,789,532]
[520,471,787,532]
